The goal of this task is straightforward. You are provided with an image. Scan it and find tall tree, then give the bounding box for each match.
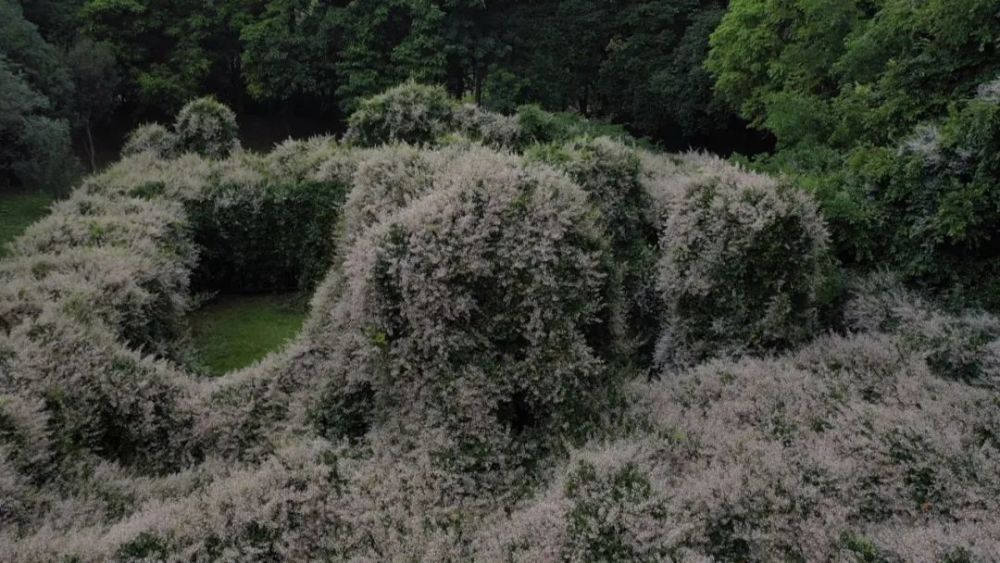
[333,0,448,112]
[0,1,78,191]
[19,0,86,46]
[707,0,1000,158]
[241,0,341,106]
[66,38,119,171]
[0,56,77,191]
[0,0,74,111]
[82,0,258,115]
[439,0,509,104]
[597,0,727,140]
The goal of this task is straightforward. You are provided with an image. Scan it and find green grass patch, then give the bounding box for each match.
[0,191,54,258]
[189,293,307,375]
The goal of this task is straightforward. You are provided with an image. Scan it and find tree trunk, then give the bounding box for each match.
[85,122,97,173]
[474,62,484,106]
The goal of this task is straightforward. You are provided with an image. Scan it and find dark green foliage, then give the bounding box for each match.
[482,69,524,114]
[5,109,78,192]
[597,1,728,139]
[333,0,448,112]
[832,93,1000,306]
[8,0,754,156]
[240,0,340,104]
[516,104,567,145]
[187,178,348,293]
[100,0,735,145]
[118,532,169,559]
[18,0,85,46]
[0,0,74,110]
[841,534,887,563]
[66,38,119,172]
[708,0,1000,308]
[82,0,246,114]
[0,3,78,192]
[516,104,632,147]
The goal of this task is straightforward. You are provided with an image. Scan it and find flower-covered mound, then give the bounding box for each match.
[2,92,999,561]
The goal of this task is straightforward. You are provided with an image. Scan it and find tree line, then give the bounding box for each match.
[1,0,997,219]
[2,0,746,192]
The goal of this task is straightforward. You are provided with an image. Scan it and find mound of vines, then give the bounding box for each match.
[2,89,998,561]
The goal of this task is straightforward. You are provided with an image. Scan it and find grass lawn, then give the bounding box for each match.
[0,191,54,258]
[189,293,308,375]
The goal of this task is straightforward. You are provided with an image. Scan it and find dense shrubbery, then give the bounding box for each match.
[3,83,1000,559]
[531,137,659,357]
[121,97,240,162]
[337,144,439,244]
[516,104,632,146]
[706,0,1000,310]
[344,81,455,147]
[315,148,618,474]
[186,152,349,293]
[452,103,524,149]
[121,123,177,159]
[117,105,346,294]
[173,97,240,159]
[644,152,832,365]
[343,80,631,152]
[0,188,197,483]
[480,298,1000,560]
[831,86,1000,307]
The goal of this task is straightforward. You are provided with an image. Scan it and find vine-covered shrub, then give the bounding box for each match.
[344,81,455,147]
[452,103,524,149]
[119,98,240,163]
[532,137,660,359]
[341,83,632,153]
[264,136,348,184]
[173,96,240,159]
[646,152,832,366]
[121,123,177,159]
[0,190,197,477]
[186,154,349,293]
[478,314,1000,561]
[532,137,649,253]
[337,144,440,245]
[317,149,618,473]
[846,273,1000,386]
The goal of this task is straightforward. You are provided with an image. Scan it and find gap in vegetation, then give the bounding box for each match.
[188,292,307,376]
[182,178,348,375]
